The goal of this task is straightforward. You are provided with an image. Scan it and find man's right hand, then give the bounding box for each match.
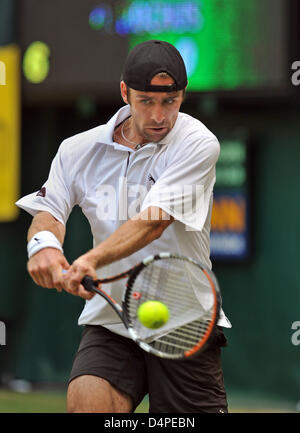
[27,247,70,292]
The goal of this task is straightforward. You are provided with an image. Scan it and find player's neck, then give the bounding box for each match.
[114,118,144,150]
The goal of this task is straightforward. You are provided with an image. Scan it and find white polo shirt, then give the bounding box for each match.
[16,105,231,336]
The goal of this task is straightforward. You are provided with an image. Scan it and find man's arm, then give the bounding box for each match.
[63,206,174,296]
[27,211,66,243]
[26,211,96,298]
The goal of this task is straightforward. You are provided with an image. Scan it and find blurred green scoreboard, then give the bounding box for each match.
[126,0,287,92]
[20,0,290,103]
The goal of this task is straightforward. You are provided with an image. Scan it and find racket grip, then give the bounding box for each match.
[62,270,95,292]
[81,275,96,292]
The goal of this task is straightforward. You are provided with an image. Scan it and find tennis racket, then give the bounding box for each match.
[79,252,221,360]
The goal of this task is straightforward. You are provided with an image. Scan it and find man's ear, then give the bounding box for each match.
[120,81,129,104]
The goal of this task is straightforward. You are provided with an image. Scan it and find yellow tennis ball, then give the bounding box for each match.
[137,301,170,329]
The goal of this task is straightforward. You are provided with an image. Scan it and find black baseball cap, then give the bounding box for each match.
[122,40,188,93]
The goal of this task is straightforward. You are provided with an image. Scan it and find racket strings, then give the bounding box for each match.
[126,257,217,357]
[151,320,210,351]
[135,262,210,308]
[127,278,202,326]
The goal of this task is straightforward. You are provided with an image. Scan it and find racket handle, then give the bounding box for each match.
[81,275,96,292]
[62,270,96,292]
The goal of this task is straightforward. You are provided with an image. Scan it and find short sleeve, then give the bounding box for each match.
[15,140,75,225]
[141,136,220,231]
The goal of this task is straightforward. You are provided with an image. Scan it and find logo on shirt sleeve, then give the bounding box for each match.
[36,187,46,197]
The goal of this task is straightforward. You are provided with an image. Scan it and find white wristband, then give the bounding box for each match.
[27,230,63,259]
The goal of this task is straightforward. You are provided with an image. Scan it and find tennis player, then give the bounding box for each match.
[16,40,231,413]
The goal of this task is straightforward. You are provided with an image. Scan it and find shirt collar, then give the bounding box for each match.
[96,105,131,147]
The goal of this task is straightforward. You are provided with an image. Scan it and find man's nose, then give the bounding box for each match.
[151,104,166,124]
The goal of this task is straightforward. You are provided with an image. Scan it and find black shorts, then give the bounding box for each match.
[69,325,228,413]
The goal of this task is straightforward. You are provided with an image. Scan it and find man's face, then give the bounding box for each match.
[120,75,185,144]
